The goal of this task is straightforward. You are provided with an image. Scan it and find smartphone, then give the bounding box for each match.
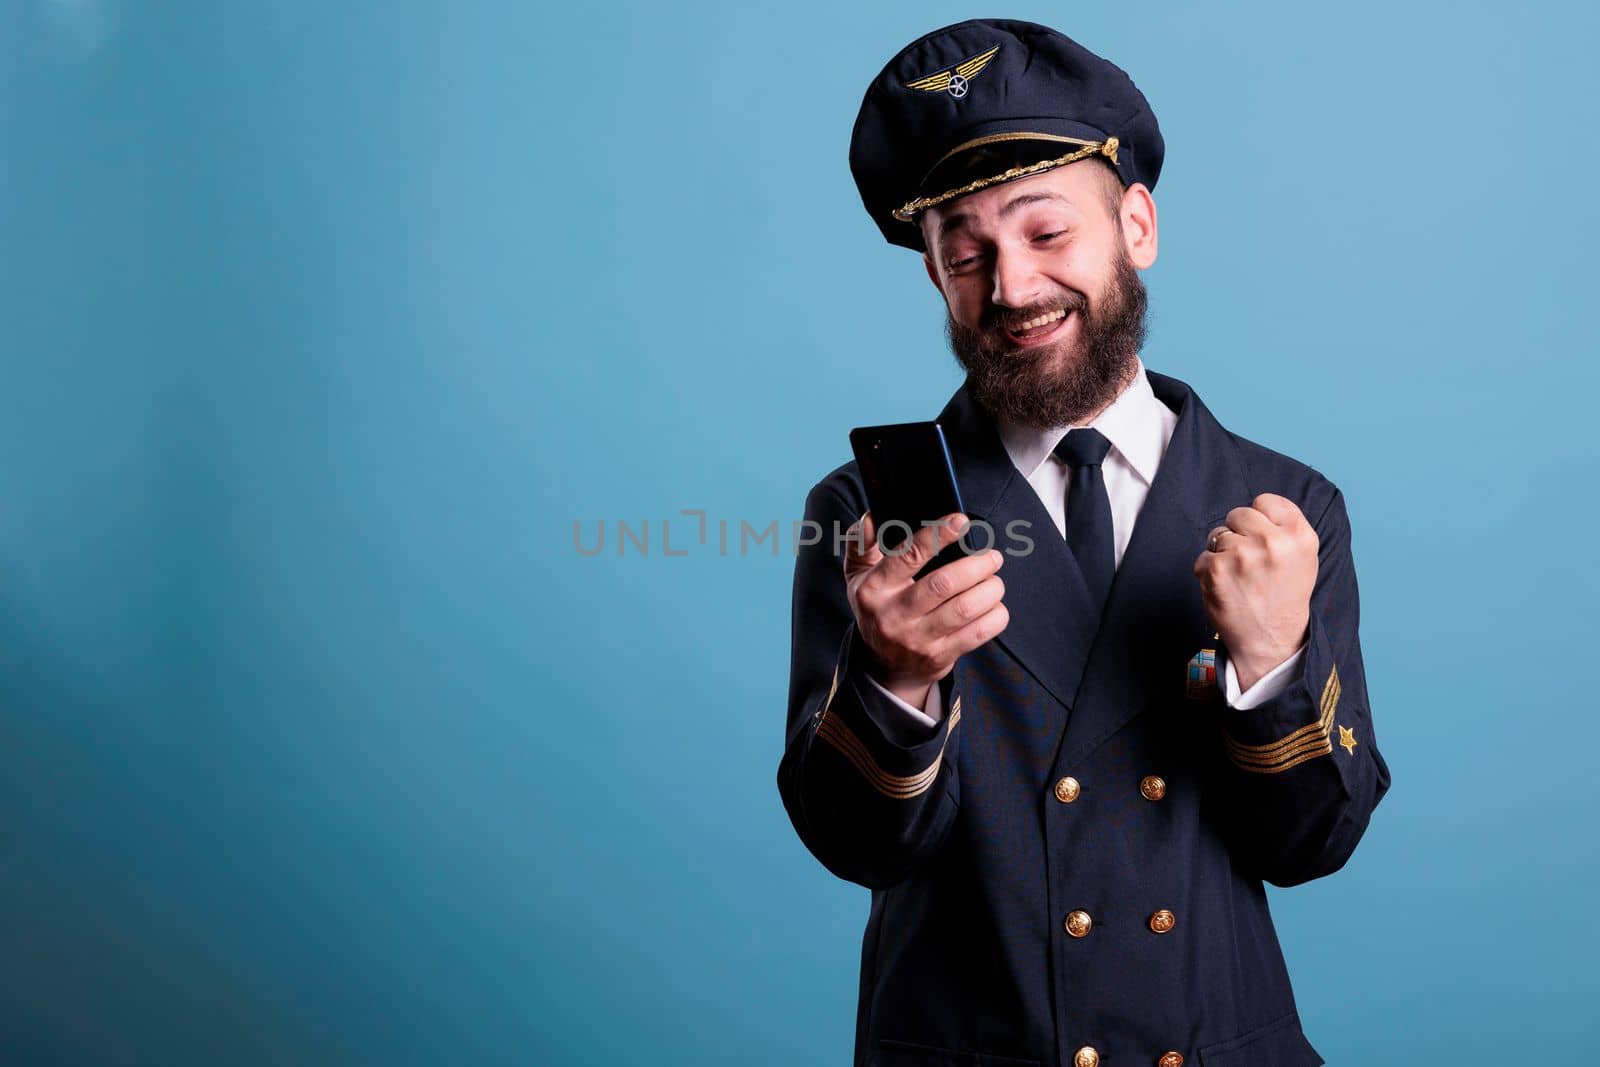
[848,421,971,575]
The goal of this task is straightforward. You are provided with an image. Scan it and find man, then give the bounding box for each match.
[776,18,1391,1067]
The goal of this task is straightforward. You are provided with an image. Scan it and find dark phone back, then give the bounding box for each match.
[848,422,968,566]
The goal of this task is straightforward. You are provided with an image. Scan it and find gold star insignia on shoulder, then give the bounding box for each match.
[904,44,1000,99]
[1338,724,1358,755]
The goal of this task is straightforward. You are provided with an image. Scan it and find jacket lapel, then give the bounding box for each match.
[1056,369,1253,766]
[935,380,1101,711]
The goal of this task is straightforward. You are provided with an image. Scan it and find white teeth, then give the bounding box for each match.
[1014,308,1066,332]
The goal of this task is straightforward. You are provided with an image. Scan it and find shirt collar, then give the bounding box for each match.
[994,354,1169,486]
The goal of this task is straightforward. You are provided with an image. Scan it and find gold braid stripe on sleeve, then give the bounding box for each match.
[1223,664,1340,774]
[813,664,962,799]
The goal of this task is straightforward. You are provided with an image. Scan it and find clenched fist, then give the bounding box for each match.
[844,511,1009,710]
[1193,492,1318,691]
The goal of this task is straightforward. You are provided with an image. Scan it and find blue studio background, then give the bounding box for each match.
[3,1,1597,1063]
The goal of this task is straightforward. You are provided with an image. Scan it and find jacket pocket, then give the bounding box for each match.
[875,1037,1041,1067]
[1196,1009,1324,1066]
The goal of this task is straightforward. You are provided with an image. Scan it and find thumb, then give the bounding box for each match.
[882,511,969,579]
[843,510,884,579]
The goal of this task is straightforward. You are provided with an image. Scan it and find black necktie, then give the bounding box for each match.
[1052,427,1115,617]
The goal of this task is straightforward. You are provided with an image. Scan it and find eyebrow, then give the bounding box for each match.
[935,191,1074,243]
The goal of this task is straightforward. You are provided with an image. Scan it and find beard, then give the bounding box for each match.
[945,242,1148,430]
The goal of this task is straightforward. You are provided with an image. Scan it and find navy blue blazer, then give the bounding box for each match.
[777,368,1391,1067]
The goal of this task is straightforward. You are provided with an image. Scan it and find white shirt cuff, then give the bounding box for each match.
[1224,641,1308,710]
[865,673,943,728]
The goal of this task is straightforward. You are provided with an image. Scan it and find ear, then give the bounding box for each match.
[1119,182,1158,270]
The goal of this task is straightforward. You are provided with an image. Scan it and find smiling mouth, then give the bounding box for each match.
[1003,307,1072,346]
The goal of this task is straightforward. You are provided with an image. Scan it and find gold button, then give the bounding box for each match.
[1074,1047,1100,1067]
[1064,910,1093,938]
[1158,1052,1185,1067]
[1054,776,1081,803]
[1139,775,1166,801]
[1149,909,1176,934]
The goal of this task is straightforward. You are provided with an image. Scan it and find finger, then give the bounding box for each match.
[926,600,1010,664]
[1204,524,1243,553]
[877,512,970,583]
[905,544,1004,616]
[1193,546,1225,595]
[920,573,1006,641]
[1223,505,1274,538]
[1250,492,1303,527]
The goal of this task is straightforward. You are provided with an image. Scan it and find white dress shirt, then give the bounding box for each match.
[866,355,1306,731]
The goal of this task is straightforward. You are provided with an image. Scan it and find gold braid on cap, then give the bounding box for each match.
[892,134,1120,222]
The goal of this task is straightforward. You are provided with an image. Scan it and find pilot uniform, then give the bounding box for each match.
[775,18,1391,1067]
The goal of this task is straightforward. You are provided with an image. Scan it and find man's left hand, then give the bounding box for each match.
[1193,493,1318,692]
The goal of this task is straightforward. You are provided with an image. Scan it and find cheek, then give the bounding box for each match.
[1066,240,1122,290]
[944,285,987,327]
[1040,246,1087,284]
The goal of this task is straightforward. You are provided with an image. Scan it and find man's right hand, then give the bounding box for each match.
[843,510,1010,710]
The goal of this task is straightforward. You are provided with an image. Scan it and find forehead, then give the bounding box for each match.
[923,165,1093,246]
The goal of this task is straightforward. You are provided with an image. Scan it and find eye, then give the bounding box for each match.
[946,252,984,272]
[1034,230,1067,243]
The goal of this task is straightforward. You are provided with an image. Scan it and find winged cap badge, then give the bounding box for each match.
[903,44,999,99]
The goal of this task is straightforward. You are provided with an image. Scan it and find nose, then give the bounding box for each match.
[989,242,1042,311]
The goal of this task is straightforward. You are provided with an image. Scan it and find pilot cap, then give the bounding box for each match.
[849,19,1164,252]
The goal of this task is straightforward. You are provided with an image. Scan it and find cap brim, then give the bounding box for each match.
[895,124,1120,225]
